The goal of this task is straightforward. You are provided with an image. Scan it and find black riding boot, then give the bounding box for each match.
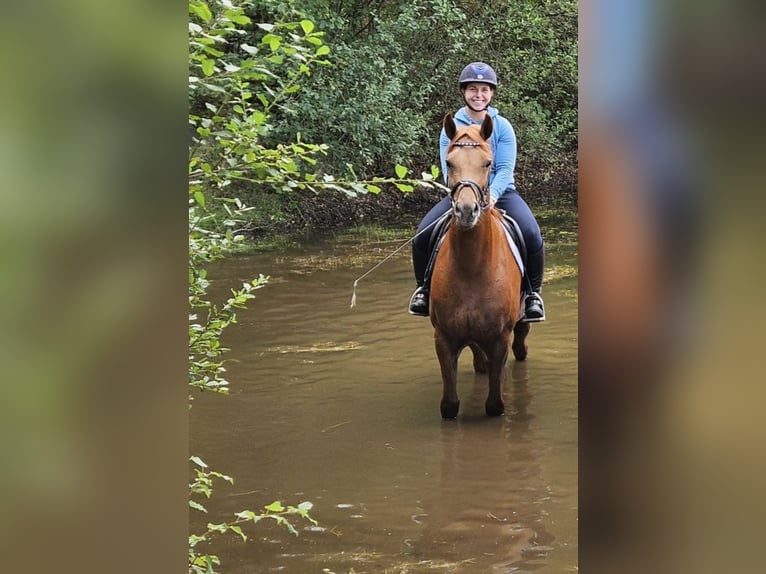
[409,238,430,316]
[523,245,546,322]
[408,286,429,316]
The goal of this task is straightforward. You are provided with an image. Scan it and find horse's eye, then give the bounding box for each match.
[483,161,492,168]
[446,161,453,169]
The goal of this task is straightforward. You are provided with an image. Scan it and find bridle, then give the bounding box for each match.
[448,140,491,211]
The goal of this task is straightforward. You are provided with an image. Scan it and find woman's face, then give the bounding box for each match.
[463,82,494,111]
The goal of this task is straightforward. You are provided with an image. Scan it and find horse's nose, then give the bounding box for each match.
[454,200,480,224]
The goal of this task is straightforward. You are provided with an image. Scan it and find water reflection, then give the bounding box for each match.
[407,363,554,573]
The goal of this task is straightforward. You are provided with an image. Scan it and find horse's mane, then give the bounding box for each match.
[446,125,492,155]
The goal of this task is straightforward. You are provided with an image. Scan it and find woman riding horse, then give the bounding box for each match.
[429,112,531,418]
[409,62,546,322]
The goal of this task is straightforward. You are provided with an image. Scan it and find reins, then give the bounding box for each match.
[350,132,490,308]
[349,210,451,308]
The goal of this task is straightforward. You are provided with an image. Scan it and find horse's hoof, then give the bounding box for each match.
[485,400,505,417]
[512,345,528,361]
[440,400,460,420]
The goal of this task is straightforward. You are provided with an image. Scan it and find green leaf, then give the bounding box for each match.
[189,500,207,513]
[395,164,408,178]
[189,1,212,23]
[229,525,247,542]
[396,183,414,193]
[315,45,330,56]
[300,20,315,34]
[200,58,215,77]
[252,110,266,125]
[430,164,440,179]
[204,47,224,58]
[201,83,225,93]
[230,14,250,25]
[365,184,381,194]
[193,191,206,208]
[262,34,281,51]
[190,456,208,469]
[265,501,284,513]
[256,23,274,31]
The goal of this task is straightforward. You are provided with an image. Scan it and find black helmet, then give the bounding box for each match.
[458,62,498,89]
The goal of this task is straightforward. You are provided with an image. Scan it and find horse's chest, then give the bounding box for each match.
[432,293,512,336]
[430,227,520,337]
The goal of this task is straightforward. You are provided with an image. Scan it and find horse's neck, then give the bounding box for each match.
[447,215,499,272]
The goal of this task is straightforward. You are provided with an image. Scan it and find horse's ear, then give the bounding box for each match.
[443,113,457,141]
[480,114,493,141]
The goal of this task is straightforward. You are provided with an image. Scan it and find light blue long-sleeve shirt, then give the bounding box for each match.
[439,106,517,200]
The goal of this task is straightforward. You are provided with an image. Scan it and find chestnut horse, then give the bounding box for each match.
[429,113,530,419]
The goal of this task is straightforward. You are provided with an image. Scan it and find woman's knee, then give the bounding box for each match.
[496,195,542,251]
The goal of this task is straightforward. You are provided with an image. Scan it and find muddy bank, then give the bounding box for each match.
[247,171,577,239]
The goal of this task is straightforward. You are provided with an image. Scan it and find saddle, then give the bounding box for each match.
[423,209,528,293]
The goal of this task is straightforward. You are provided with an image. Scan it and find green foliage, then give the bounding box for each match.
[260,0,576,190]
[189,3,321,572]
[188,3,444,566]
[190,0,576,236]
[189,0,334,199]
[190,0,445,238]
[189,456,317,574]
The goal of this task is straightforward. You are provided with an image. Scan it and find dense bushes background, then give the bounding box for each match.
[192,0,577,235]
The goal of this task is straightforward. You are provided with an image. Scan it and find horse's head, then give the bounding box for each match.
[443,112,493,229]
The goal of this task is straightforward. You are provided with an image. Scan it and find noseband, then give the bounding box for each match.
[449,141,490,210]
[450,179,488,210]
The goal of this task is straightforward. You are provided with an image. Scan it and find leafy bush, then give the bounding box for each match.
[260,0,577,191]
[189,2,321,571]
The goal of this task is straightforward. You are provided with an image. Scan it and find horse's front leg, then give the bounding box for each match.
[434,330,461,419]
[485,335,510,417]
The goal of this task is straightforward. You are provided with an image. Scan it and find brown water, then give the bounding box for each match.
[190,230,578,573]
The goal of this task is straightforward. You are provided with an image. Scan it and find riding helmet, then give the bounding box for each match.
[458,62,498,89]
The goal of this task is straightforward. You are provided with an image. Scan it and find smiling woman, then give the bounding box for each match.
[409,62,546,323]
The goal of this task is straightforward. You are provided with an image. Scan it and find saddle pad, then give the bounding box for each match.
[501,223,524,275]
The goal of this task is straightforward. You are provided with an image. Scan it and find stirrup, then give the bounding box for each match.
[408,288,429,317]
[521,293,545,323]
